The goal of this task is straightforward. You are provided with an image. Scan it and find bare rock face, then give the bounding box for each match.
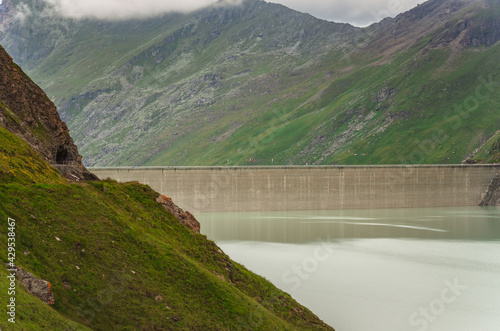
[13,266,55,305]
[156,195,201,233]
[373,86,396,103]
[0,44,97,181]
[480,172,500,206]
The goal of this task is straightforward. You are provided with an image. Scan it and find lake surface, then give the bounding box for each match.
[197,207,500,331]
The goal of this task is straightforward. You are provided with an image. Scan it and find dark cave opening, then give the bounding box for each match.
[55,146,69,164]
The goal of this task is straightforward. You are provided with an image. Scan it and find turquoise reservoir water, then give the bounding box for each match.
[197,207,500,330]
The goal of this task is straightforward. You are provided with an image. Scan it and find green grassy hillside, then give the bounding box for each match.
[0,267,91,330]
[470,130,500,163]
[0,126,332,330]
[0,125,63,184]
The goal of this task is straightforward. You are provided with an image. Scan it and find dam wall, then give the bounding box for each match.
[90,165,500,212]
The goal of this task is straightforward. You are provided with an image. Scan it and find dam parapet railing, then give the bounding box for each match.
[89,164,500,212]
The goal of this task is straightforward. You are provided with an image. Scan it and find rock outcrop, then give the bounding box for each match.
[11,265,55,305]
[480,172,500,206]
[0,44,97,181]
[156,195,201,233]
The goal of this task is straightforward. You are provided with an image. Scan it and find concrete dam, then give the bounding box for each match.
[90,165,500,212]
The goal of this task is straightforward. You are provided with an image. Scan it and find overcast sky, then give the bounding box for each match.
[271,0,424,26]
[36,0,424,26]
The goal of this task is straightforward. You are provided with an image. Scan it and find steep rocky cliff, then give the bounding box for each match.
[480,172,500,206]
[0,44,96,180]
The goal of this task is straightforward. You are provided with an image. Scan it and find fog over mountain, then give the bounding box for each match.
[41,0,243,20]
[30,0,423,26]
[270,0,423,26]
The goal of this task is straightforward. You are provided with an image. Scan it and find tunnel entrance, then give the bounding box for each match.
[56,146,69,164]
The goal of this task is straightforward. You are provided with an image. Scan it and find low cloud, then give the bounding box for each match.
[271,0,423,26]
[34,0,422,25]
[42,0,242,20]
[14,3,33,23]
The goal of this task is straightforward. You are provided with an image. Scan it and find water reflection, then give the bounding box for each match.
[198,207,500,243]
[197,207,500,330]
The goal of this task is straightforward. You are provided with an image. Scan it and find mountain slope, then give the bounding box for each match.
[0,44,332,330]
[0,43,97,180]
[1,0,500,166]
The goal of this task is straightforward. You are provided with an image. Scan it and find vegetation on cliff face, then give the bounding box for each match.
[0,43,96,181]
[0,126,63,184]
[0,43,81,167]
[2,0,500,167]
